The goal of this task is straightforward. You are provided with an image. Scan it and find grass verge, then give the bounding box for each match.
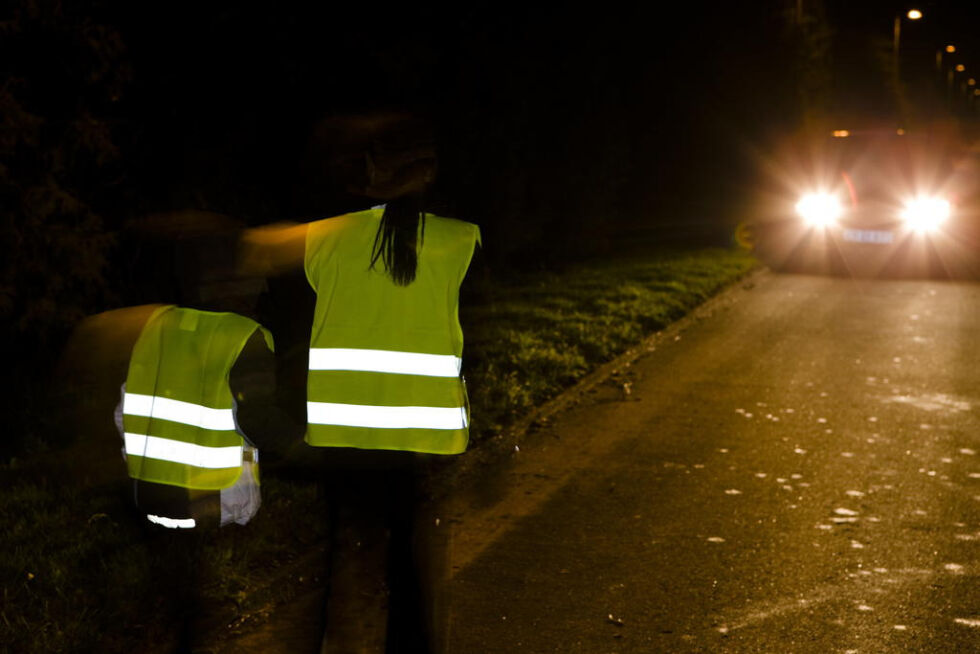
[0,247,758,652]
[462,248,758,442]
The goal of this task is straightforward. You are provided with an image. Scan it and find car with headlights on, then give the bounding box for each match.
[750,129,979,278]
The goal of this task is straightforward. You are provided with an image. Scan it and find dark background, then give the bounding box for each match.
[2,0,978,457]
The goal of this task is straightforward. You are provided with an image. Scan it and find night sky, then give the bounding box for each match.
[93,2,976,231]
[3,1,978,338]
[824,0,980,123]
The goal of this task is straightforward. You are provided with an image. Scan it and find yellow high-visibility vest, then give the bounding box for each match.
[123,306,274,490]
[304,208,480,454]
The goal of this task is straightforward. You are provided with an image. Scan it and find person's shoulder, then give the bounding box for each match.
[308,207,381,236]
[426,213,479,232]
[170,307,259,333]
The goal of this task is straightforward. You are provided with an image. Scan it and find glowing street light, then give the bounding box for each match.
[938,44,957,71]
[956,64,966,73]
[894,10,922,57]
[894,9,924,65]
[893,8,924,119]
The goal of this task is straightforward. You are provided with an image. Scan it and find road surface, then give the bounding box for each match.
[445,272,980,653]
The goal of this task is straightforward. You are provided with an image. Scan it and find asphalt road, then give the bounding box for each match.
[444,272,980,653]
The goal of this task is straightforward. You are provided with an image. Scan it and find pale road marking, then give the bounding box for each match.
[710,584,842,635]
[954,618,980,628]
[880,393,972,413]
[709,568,939,639]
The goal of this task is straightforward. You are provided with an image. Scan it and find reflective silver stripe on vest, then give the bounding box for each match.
[308,348,461,377]
[146,514,196,529]
[124,433,243,468]
[307,402,468,430]
[123,393,236,430]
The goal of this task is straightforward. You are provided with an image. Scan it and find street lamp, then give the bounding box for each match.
[937,45,956,71]
[894,8,923,59]
[893,8,923,121]
[947,63,971,110]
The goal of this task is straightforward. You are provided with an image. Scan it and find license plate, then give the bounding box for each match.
[843,229,894,244]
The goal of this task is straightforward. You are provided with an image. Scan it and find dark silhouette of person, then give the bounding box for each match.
[241,111,481,654]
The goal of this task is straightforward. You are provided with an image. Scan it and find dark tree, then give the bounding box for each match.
[2,0,131,455]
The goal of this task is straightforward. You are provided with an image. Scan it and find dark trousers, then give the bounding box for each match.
[318,450,449,654]
[133,481,219,653]
[138,517,208,653]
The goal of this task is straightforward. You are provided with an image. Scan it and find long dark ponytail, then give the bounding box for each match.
[370,195,426,286]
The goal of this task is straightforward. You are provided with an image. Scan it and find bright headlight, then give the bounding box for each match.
[902,197,950,231]
[795,193,842,227]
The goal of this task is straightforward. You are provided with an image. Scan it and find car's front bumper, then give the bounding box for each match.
[751,217,980,278]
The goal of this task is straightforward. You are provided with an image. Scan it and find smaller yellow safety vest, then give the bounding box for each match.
[123,306,274,490]
[304,208,480,454]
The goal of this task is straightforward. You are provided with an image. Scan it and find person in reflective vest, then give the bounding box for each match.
[304,206,480,454]
[118,305,274,529]
[305,206,480,654]
[291,111,480,654]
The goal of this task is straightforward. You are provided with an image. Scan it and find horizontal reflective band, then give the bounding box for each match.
[125,433,243,469]
[307,402,467,430]
[123,393,235,430]
[147,514,196,529]
[309,348,461,377]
